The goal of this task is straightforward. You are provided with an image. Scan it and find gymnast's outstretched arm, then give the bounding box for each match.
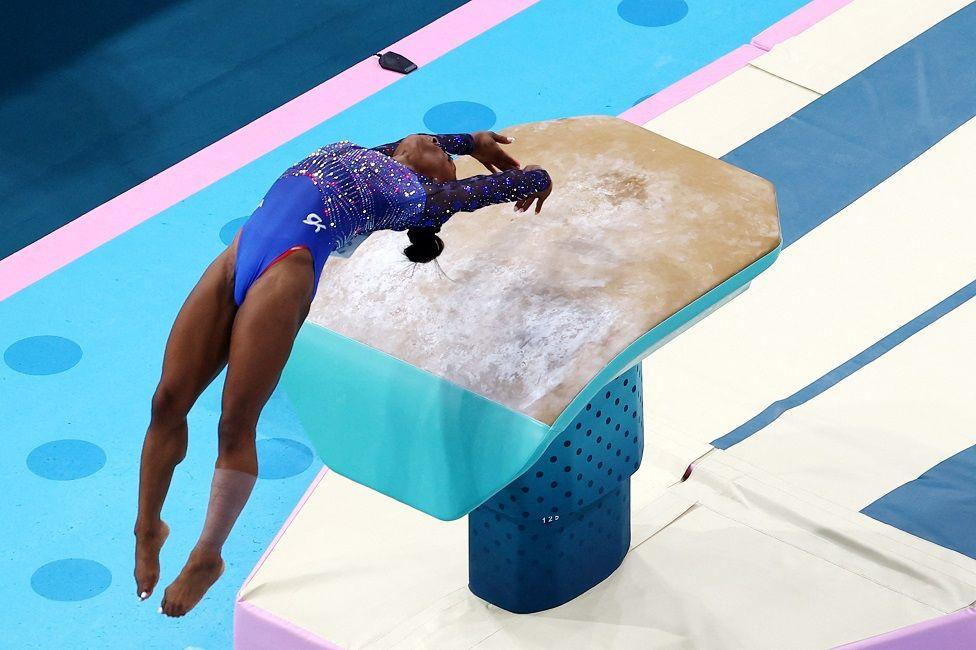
[415,165,553,228]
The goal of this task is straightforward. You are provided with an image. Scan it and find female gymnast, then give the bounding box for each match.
[134,131,553,616]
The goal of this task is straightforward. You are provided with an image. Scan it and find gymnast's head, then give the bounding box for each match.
[403,226,444,263]
[393,134,457,182]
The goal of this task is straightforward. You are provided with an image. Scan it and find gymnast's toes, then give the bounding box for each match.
[160,552,225,617]
[134,520,169,600]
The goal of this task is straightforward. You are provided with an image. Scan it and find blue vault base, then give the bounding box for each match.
[469,365,644,613]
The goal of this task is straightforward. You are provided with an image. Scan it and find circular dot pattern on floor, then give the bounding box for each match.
[423,101,497,134]
[219,216,248,246]
[617,0,689,27]
[4,335,82,375]
[257,437,314,479]
[31,558,111,601]
[27,439,106,480]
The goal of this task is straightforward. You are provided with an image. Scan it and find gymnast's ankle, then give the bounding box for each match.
[189,543,223,565]
[134,518,167,538]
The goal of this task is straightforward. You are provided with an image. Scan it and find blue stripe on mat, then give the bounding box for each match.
[721,3,976,247]
[863,444,976,559]
[712,278,976,449]
[711,4,976,449]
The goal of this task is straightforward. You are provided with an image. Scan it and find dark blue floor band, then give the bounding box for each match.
[863,445,976,560]
[712,4,976,449]
[721,3,976,248]
[709,6,976,559]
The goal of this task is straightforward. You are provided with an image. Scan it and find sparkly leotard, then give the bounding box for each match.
[232,133,551,305]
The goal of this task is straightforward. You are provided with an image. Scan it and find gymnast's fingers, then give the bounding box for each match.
[496,150,520,170]
[534,194,547,213]
[499,152,521,170]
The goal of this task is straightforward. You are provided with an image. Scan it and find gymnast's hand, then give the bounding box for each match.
[471,131,521,173]
[514,164,552,214]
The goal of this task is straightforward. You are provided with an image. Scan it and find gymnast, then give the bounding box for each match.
[133,131,553,616]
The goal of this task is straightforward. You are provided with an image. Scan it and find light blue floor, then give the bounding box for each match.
[0,1,807,647]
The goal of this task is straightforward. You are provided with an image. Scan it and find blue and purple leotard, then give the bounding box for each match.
[233,133,551,305]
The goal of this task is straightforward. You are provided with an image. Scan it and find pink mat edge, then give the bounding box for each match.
[235,601,340,650]
[836,606,976,649]
[620,0,854,126]
[0,0,539,303]
[618,44,763,126]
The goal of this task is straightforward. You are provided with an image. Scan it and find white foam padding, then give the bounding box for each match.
[643,65,818,158]
[644,117,976,455]
[752,0,973,93]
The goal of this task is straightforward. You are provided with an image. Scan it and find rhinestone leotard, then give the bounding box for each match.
[232,134,551,305]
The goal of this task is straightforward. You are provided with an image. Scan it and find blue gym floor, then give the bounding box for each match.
[0,1,809,647]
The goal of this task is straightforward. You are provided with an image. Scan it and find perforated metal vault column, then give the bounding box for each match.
[468,365,644,613]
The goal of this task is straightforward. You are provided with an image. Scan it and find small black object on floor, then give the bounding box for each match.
[375,51,418,74]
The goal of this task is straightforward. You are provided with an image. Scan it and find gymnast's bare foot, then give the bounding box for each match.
[134,519,169,600]
[160,548,225,617]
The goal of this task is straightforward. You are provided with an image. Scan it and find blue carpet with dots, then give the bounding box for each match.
[0,1,807,647]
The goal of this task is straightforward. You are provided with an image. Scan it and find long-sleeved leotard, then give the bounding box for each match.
[369,133,552,227]
[232,134,551,305]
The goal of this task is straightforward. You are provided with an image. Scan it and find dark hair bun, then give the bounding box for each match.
[404,227,444,263]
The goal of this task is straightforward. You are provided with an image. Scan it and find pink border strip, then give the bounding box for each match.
[619,44,764,125]
[620,0,853,126]
[0,0,539,302]
[236,601,339,650]
[836,607,976,649]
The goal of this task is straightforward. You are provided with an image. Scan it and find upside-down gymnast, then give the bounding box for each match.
[134,131,553,616]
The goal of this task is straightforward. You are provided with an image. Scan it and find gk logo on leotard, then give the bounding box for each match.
[303,213,327,233]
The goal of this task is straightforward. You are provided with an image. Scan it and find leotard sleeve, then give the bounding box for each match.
[412,167,552,229]
[371,133,475,157]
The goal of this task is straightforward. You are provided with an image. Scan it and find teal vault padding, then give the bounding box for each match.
[282,244,781,520]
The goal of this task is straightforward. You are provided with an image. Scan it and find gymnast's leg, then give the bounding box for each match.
[160,249,315,617]
[134,240,239,600]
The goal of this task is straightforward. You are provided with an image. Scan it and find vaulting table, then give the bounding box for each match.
[281,115,781,613]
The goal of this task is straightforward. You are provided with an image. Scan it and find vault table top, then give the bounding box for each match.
[306,115,780,426]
